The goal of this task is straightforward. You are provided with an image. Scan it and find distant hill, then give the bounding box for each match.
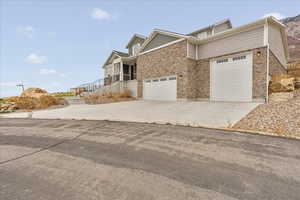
[281,15,300,62]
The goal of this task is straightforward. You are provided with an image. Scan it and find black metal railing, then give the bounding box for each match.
[76,78,104,92]
[113,74,120,82]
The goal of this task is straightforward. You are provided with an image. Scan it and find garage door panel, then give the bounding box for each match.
[143,76,177,101]
[211,54,252,102]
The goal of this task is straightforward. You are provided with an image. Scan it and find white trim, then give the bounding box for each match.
[263,19,269,46]
[196,45,198,60]
[211,26,215,35]
[186,42,189,57]
[139,38,186,56]
[120,60,123,81]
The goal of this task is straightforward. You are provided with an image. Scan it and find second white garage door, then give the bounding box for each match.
[143,76,177,101]
[211,53,253,102]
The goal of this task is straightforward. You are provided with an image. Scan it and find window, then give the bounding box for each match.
[160,78,167,81]
[233,55,246,61]
[132,43,141,56]
[169,77,176,80]
[153,79,159,82]
[145,80,151,83]
[216,58,228,64]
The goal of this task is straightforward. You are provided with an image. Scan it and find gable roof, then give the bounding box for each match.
[187,19,232,36]
[102,50,129,68]
[139,29,188,52]
[187,16,289,60]
[125,34,147,49]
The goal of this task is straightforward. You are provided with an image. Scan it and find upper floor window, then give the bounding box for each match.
[132,43,141,56]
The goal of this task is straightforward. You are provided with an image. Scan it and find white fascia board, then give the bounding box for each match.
[264,18,269,46]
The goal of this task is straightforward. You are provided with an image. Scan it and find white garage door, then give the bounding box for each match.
[211,53,253,102]
[143,76,177,101]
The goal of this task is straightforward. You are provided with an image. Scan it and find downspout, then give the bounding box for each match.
[266,44,270,103]
[264,18,270,103]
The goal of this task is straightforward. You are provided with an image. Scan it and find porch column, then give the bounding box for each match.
[120,61,123,81]
[129,64,132,80]
[112,64,115,82]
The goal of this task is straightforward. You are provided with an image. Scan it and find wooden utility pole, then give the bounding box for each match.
[16,82,25,92]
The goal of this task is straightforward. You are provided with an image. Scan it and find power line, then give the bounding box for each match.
[16,82,25,92]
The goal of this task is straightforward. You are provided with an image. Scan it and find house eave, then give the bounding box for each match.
[125,34,147,49]
[139,29,188,52]
[187,16,286,45]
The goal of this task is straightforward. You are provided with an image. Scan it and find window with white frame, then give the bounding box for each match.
[132,43,141,56]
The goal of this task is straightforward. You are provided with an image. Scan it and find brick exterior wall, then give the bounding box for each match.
[252,47,268,100]
[269,50,287,75]
[194,59,210,98]
[137,41,268,101]
[137,40,196,99]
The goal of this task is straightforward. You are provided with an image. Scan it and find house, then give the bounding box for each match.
[102,16,288,102]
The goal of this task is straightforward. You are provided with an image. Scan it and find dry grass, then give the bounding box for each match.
[83,89,135,104]
[4,96,19,102]
[15,97,40,110]
[12,95,67,111]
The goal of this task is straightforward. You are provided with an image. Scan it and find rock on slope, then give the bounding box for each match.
[281,14,300,62]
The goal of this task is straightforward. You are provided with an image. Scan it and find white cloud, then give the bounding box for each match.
[262,12,286,20]
[25,53,48,64]
[59,73,66,77]
[17,26,35,38]
[91,8,112,20]
[40,68,57,75]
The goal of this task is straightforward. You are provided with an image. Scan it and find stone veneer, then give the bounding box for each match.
[137,40,269,101]
[269,50,287,75]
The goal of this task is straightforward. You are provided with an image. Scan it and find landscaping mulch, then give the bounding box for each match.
[233,98,300,138]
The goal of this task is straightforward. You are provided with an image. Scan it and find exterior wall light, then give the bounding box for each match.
[257,51,262,57]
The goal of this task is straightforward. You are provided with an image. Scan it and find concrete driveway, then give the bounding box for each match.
[1,100,259,128]
[1,119,300,200]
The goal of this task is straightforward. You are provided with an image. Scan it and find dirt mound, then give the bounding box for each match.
[0,88,69,111]
[21,88,48,98]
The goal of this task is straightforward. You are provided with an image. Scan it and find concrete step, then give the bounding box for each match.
[64,96,85,104]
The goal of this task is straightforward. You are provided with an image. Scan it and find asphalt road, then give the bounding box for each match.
[0,118,300,200]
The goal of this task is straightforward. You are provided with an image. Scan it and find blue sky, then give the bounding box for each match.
[0,0,299,97]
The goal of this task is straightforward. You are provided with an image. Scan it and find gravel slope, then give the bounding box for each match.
[233,98,300,138]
